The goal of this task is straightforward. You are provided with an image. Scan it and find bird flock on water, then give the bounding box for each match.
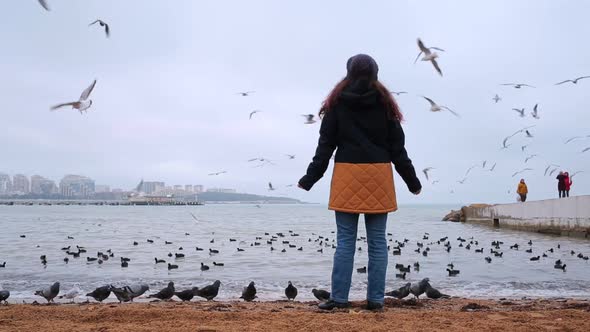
[2,221,588,305]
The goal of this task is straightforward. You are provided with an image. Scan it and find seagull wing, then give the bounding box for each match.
[417,38,430,54]
[104,22,110,38]
[521,84,536,88]
[38,0,50,11]
[422,96,436,107]
[442,106,460,117]
[413,51,423,64]
[565,136,582,144]
[431,59,443,76]
[89,20,101,26]
[50,102,78,110]
[79,80,97,101]
[555,80,572,85]
[430,47,445,52]
[582,147,590,153]
[501,83,516,86]
[576,76,590,81]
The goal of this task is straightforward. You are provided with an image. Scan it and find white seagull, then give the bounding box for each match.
[422,167,434,181]
[489,163,497,172]
[525,155,538,163]
[422,97,459,117]
[38,0,50,11]
[555,76,590,85]
[525,130,534,138]
[390,91,408,96]
[416,38,444,76]
[570,171,585,179]
[50,79,97,114]
[302,114,317,124]
[512,168,533,177]
[268,182,275,191]
[285,154,296,160]
[89,19,110,38]
[237,91,255,96]
[544,164,560,176]
[492,94,502,103]
[531,104,540,119]
[208,171,227,176]
[513,108,525,117]
[59,284,81,303]
[501,83,535,89]
[582,147,590,153]
[249,110,261,120]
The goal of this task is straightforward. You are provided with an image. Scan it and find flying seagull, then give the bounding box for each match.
[513,108,525,117]
[501,136,512,150]
[237,91,255,96]
[531,104,540,119]
[555,76,590,85]
[482,160,487,169]
[525,130,534,138]
[565,136,584,144]
[208,171,227,176]
[525,154,538,163]
[457,178,467,185]
[390,91,408,96]
[521,144,529,152]
[302,114,317,124]
[544,164,560,176]
[268,182,275,191]
[416,38,444,76]
[512,168,533,177]
[285,154,296,159]
[422,96,459,117]
[570,171,585,179]
[249,110,261,120]
[422,167,434,181]
[582,147,590,153]
[465,164,478,177]
[38,0,50,11]
[489,163,497,171]
[89,19,110,38]
[501,83,535,89]
[50,79,97,113]
[492,94,501,103]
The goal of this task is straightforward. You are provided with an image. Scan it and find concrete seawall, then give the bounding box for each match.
[462,195,590,238]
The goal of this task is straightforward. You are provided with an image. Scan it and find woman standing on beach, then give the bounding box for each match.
[517,179,528,202]
[298,54,422,311]
[557,171,567,198]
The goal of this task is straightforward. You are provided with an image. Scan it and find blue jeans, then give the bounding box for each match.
[331,211,388,304]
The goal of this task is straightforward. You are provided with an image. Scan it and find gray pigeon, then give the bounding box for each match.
[148,282,175,300]
[0,290,9,304]
[240,281,257,302]
[312,289,330,302]
[110,283,149,303]
[385,283,411,299]
[86,285,111,302]
[410,278,430,299]
[285,281,297,301]
[175,288,199,302]
[424,284,450,299]
[35,282,60,303]
[195,280,221,301]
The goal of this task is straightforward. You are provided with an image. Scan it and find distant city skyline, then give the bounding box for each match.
[0,171,233,199]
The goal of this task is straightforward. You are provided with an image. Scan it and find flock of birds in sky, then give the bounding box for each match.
[35,1,590,196]
[1,221,589,305]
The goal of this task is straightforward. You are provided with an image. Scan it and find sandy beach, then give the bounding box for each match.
[1,298,589,332]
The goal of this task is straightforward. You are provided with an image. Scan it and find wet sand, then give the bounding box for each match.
[1,298,589,332]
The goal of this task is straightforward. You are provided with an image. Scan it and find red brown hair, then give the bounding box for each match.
[319,78,403,121]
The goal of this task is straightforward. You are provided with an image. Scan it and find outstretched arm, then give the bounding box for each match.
[298,110,338,191]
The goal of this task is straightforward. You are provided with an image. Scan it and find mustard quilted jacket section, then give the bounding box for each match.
[329,162,397,214]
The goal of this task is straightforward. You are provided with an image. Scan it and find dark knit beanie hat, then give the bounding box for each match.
[346,54,379,80]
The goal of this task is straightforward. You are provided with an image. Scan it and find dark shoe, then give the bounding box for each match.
[366,301,383,311]
[318,300,351,310]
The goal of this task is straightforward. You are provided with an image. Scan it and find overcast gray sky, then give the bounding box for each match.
[1,0,589,204]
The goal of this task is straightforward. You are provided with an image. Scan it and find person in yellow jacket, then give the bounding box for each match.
[517,179,528,202]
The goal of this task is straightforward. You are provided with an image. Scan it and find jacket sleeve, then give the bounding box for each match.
[388,119,422,193]
[298,110,338,191]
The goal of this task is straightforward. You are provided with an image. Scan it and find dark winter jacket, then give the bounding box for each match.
[298,81,421,213]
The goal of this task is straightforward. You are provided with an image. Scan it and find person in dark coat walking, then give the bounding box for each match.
[556,171,567,198]
[298,54,421,311]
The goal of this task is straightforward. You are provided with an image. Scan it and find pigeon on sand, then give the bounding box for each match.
[35,282,60,303]
[148,282,175,301]
[240,281,257,302]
